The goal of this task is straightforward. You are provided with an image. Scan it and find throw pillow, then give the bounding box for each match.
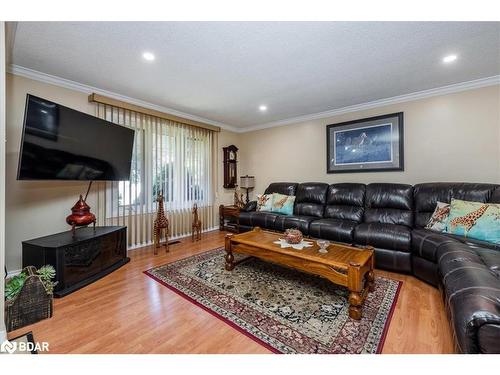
[256,194,273,212]
[445,199,500,244]
[425,201,450,232]
[271,193,296,215]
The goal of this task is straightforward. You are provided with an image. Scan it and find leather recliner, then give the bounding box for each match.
[354,183,414,273]
[238,180,500,353]
[309,183,365,243]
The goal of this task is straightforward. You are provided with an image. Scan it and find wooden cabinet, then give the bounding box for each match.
[219,205,240,233]
[22,226,129,297]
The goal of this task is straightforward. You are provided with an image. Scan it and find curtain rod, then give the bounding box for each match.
[88,93,221,132]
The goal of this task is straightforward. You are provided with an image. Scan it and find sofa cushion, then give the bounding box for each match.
[238,211,278,229]
[354,222,411,252]
[364,183,414,226]
[445,233,500,251]
[294,182,329,218]
[411,228,460,263]
[273,215,317,234]
[264,182,298,196]
[324,183,365,222]
[413,182,499,228]
[308,218,357,243]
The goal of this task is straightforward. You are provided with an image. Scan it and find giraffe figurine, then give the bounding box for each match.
[153,191,169,254]
[192,203,202,242]
[449,204,490,237]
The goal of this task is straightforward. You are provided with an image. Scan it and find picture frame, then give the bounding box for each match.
[326,112,404,173]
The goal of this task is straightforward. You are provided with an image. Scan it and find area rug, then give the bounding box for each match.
[144,248,402,354]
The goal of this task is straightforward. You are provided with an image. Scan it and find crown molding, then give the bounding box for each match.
[8,64,500,134]
[7,64,240,133]
[241,75,500,133]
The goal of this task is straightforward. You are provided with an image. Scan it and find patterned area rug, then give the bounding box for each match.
[144,248,401,354]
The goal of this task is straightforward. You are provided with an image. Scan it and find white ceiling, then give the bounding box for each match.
[11,22,500,130]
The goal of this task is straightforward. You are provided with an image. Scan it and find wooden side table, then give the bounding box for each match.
[219,205,240,233]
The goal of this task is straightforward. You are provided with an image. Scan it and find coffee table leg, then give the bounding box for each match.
[348,291,363,320]
[224,233,235,271]
[366,270,375,292]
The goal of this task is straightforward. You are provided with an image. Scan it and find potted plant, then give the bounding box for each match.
[5,265,57,332]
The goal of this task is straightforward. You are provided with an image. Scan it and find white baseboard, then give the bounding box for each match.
[127,226,220,251]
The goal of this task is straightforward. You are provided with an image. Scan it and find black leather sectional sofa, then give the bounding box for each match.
[238,182,500,353]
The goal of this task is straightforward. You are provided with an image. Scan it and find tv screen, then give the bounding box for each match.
[17,94,135,181]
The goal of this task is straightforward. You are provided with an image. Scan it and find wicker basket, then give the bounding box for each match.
[5,266,53,332]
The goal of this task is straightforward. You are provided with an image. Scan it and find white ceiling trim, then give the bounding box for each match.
[7,64,239,132]
[7,64,500,134]
[243,75,500,132]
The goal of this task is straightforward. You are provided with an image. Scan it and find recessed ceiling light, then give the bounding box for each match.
[259,105,267,112]
[142,52,155,61]
[442,54,457,63]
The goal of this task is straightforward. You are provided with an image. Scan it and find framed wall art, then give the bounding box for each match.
[326,112,404,173]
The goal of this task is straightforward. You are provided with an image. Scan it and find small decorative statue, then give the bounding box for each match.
[153,192,169,254]
[233,185,245,209]
[192,203,202,242]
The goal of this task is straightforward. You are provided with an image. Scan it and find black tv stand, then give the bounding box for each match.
[22,226,129,297]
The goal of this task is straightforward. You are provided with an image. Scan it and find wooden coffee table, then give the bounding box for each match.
[224,227,375,320]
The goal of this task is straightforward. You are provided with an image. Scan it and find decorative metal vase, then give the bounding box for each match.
[66,195,96,235]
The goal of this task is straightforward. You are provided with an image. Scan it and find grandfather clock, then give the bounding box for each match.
[223,145,238,188]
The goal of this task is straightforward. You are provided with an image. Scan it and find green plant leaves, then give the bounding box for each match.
[5,265,58,301]
[5,272,27,301]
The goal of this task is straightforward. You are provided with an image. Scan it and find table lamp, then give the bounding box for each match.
[240,175,255,204]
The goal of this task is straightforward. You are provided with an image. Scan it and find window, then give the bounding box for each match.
[107,116,214,218]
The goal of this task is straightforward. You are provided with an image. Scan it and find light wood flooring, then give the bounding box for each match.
[8,230,455,354]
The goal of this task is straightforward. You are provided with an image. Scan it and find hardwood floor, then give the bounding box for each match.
[8,230,455,354]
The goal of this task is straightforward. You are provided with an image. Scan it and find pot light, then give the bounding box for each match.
[259,105,267,112]
[442,54,457,63]
[142,52,155,61]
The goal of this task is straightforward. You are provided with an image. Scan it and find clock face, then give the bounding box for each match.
[229,150,235,160]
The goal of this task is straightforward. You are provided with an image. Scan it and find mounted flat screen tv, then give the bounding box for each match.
[17,94,135,181]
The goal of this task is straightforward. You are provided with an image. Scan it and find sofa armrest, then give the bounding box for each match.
[242,201,257,212]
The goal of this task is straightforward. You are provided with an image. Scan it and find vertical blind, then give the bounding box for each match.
[94,103,217,247]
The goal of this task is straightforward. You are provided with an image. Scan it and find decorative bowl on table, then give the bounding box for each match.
[316,239,331,254]
[284,229,303,244]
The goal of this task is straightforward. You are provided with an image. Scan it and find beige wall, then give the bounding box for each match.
[240,85,500,197]
[5,73,240,271]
